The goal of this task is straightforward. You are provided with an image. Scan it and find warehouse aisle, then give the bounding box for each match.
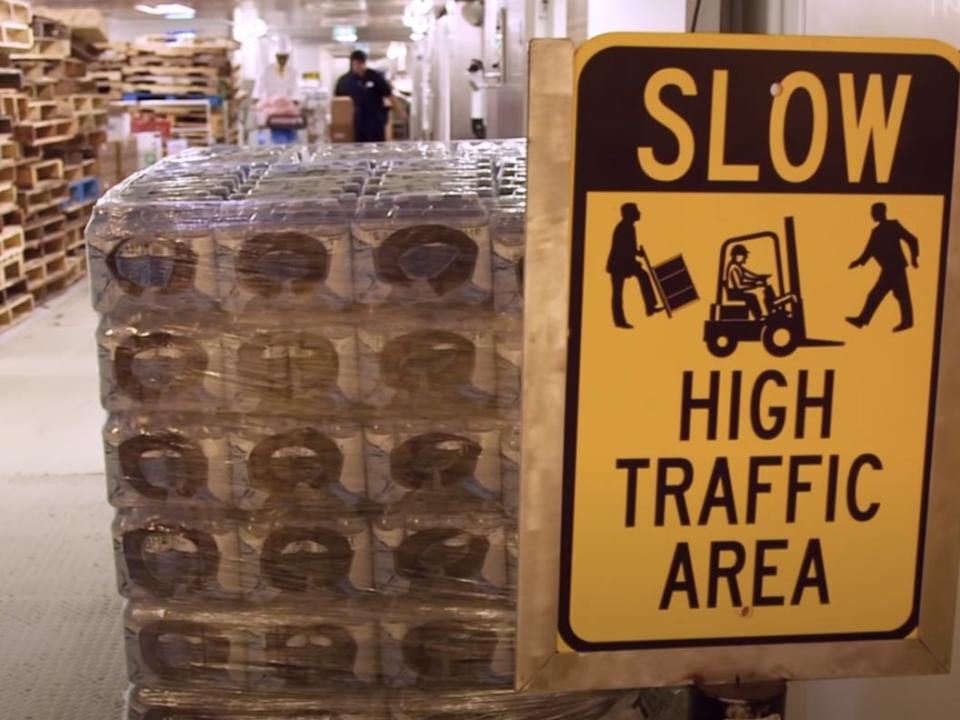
[0,285,125,718]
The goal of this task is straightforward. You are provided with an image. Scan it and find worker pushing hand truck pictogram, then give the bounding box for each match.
[607,203,698,328]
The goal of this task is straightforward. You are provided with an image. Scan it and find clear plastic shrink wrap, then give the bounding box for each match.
[88,141,684,719]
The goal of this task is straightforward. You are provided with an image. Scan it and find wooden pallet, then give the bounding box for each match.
[0,281,33,326]
[67,94,108,113]
[75,127,106,147]
[0,93,28,123]
[123,80,220,96]
[17,159,63,189]
[0,183,18,213]
[24,229,66,258]
[65,250,86,277]
[14,117,77,146]
[25,225,65,248]
[60,197,96,216]
[26,251,82,302]
[0,224,23,258]
[1,204,22,231]
[0,161,14,187]
[13,60,48,84]
[31,14,69,38]
[0,20,31,50]
[12,36,71,60]
[17,159,64,189]
[0,66,23,91]
[15,57,87,81]
[125,64,219,79]
[27,82,55,101]
[54,77,98,97]
[65,225,83,252]
[88,69,121,82]
[23,204,63,230]
[122,82,219,96]
[25,250,67,291]
[62,202,91,229]
[0,0,30,24]
[26,100,64,122]
[63,161,87,182]
[18,183,67,214]
[76,109,107,133]
[0,248,22,287]
[127,55,228,71]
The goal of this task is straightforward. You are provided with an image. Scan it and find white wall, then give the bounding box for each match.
[443,10,483,140]
[587,0,687,36]
[479,0,527,139]
[797,0,960,42]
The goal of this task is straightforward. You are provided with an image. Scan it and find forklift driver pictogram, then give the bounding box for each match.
[704,217,842,358]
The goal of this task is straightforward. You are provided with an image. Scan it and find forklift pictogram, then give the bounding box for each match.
[704,217,842,358]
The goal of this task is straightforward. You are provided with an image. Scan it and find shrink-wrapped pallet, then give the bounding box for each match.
[87,142,679,719]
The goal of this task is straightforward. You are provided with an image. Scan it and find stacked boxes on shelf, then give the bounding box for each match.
[85,142,648,718]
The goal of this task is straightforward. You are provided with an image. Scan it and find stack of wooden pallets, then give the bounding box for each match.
[0,0,31,328]
[122,34,239,144]
[89,42,126,100]
[0,6,107,330]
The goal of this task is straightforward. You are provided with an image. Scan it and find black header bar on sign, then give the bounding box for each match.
[575,48,958,195]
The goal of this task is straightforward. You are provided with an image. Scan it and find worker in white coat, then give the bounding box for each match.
[254,37,302,141]
[255,49,301,104]
[467,59,486,139]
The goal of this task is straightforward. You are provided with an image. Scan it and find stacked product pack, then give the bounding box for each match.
[86,141,672,719]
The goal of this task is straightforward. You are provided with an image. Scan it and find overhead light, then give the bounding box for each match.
[332,25,358,43]
[410,31,425,42]
[135,4,196,20]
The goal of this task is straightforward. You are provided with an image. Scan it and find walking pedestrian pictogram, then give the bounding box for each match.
[846,202,919,333]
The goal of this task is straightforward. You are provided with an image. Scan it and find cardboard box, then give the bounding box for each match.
[330,97,354,143]
[331,96,354,124]
[99,139,139,189]
[330,124,354,143]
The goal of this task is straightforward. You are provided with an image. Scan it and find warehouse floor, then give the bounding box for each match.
[1,282,959,719]
[0,284,125,719]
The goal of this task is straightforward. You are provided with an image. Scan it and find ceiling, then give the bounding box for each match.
[260,0,413,42]
[35,0,418,43]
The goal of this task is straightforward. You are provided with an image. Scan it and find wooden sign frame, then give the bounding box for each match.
[516,34,960,692]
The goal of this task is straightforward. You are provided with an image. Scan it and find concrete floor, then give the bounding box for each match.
[0,282,959,718]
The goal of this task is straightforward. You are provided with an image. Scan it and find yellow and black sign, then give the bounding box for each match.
[553,35,960,655]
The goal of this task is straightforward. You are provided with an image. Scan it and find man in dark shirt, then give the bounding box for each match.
[847,202,919,332]
[607,203,659,328]
[334,49,403,142]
